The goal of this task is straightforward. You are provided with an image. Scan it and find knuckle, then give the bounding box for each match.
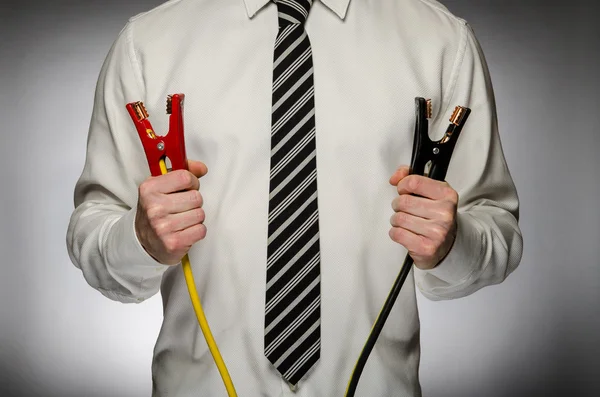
[394,212,409,227]
[407,176,420,191]
[389,227,402,242]
[439,201,456,221]
[192,190,203,207]
[449,200,458,213]
[421,241,437,258]
[396,179,405,193]
[163,236,180,254]
[146,203,164,220]
[440,210,454,225]
[399,194,412,209]
[445,187,459,203]
[194,224,207,241]
[187,172,198,188]
[177,170,193,187]
[138,179,153,197]
[194,208,206,223]
[431,224,447,241]
[153,219,170,236]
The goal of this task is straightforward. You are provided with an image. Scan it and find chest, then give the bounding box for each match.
[139,6,448,169]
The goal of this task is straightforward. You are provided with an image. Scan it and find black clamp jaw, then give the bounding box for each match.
[410,97,471,181]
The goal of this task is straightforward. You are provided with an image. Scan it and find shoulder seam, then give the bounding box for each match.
[412,0,471,122]
[124,22,146,100]
[415,0,467,25]
[128,0,186,23]
[438,21,469,124]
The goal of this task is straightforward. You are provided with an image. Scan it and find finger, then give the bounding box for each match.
[155,170,200,194]
[166,190,204,214]
[187,159,209,178]
[390,211,449,242]
[390,211,431,237]
[168,208,206,232]
[396,175,454,201]
[391,194,447,220]
[388,226,426,255]
[176,223,208,247]
[389,165,410,186]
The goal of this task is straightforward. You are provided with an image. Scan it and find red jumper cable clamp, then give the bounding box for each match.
[126,94,188,175]
[125,94,238,396]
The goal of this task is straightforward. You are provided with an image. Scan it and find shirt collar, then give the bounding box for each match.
[243,0,350,20]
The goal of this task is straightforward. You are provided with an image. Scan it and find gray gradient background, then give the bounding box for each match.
[1,0,598,396]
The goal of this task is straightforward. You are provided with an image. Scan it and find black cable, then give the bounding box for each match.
[345,254,414,397]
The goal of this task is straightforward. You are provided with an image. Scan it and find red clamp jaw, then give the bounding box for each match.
[126,93,188,176]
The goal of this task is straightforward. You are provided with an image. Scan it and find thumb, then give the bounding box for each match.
[389,165,410,186]
[187,159,209,178]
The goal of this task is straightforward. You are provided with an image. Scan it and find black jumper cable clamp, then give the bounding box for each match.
[344,97,472,396]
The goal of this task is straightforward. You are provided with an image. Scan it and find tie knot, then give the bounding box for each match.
[275,0,313,27]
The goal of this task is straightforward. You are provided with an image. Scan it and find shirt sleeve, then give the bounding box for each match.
[413,22,524,301]
[66,21,169,304]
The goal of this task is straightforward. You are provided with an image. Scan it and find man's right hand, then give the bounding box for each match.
[135,159,209,265]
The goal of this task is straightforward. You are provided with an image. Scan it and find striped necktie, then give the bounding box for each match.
[265,0,321,387]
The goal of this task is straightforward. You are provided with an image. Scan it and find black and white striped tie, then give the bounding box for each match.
[265,0,321,387]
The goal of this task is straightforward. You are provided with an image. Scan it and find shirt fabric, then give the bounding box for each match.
[66,0,524,396]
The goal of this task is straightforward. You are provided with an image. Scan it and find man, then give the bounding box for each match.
[67,0,523,395]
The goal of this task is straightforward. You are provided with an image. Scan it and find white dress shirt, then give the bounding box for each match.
[66,0,523,395]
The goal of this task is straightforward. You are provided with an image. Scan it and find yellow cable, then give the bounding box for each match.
[159,159,238,397]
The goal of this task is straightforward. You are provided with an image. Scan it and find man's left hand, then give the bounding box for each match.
[388,165,458,270]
